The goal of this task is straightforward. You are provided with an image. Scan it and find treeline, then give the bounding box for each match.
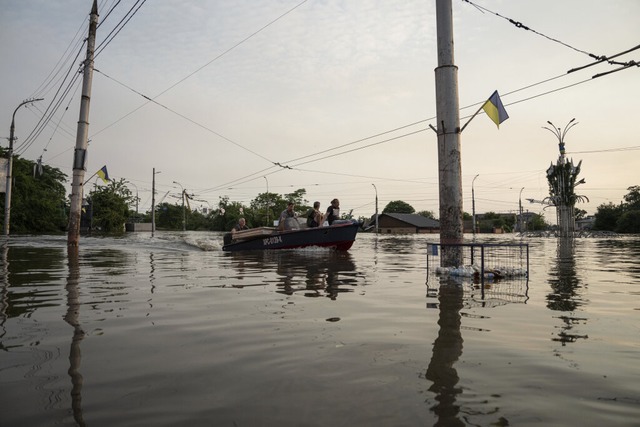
[594,186,640,233]
[0,150,328,233]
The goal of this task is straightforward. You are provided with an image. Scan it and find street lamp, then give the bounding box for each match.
[151,169,161,236]
[472,174,479,236]
[4,98,44,236]
[173,181,186,231]
[371,183,378,234]
[519,187,525,233]
[263,176,269,226]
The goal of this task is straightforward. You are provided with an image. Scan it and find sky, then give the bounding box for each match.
[1,0,639,222]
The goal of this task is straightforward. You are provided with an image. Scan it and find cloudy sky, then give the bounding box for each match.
[1,0,639,221]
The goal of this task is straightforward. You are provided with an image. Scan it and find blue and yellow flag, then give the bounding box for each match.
[97,165,110,183]
[482,90,509,128]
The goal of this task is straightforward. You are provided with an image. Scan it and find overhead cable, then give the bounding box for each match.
[461,0,603,59]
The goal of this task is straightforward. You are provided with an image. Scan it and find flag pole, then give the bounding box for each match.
[83,171,99,186]
[459,100,488,134]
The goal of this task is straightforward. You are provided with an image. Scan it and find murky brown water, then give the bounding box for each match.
[1,232,639,426]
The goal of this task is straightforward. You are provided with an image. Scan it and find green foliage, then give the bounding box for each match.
[616,210,640,233]
[249,188,308,228]
[623,185,640,210]
[88,178,133,233]
[527,213,547,231]
[594,202,623,231]
[382,200,415,214]
[574,208,587,221]
[545,160,588,207]
[154,202,184,230]
[418,210,437,220]
[0,152,67,233]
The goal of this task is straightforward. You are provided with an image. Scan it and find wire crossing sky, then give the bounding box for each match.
[1,0,638,219]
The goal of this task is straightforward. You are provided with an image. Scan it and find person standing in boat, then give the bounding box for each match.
[231,218,249,234]
[278,202,297,231]
[306,201,323,228]
[324,198,340,225]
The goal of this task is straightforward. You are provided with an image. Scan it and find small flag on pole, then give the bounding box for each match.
[482,90,509,128]
[97,165,110,183]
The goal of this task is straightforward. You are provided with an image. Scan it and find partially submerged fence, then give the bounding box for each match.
[426,242,530,306]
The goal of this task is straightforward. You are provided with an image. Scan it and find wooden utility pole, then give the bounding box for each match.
[68,0,98,246]
[435,0,463,266]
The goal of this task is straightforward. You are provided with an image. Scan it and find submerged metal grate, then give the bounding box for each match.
[426,243,530,306]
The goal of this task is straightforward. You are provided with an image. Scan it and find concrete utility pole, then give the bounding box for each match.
[472,174,479,236]
[435,0,463,266]
[151,168,157,236]
[519,187,525,233]
[372,183,379,234]
[263,176,269,226]
[4,98,43,236]
[67,0,98,247]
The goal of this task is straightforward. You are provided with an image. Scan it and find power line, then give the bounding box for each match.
[568,146,640,154]
[95,0,147,58]
[94,68,276,164]
[461,0,603,60]
[90,0,310,139]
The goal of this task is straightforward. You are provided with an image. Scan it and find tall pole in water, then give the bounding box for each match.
[372,183,378,234]
[263,176,269,226]
[519,187,524,233]
[435,0,463,266]
[4,98,43,236]
[68,0,98,247]
[151,168,157,237]
[472,174,479,236]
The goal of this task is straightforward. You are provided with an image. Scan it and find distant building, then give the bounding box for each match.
[576,215,595,231]
[375,213,440,234]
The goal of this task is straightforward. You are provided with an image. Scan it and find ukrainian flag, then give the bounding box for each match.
[482,90,509,128]
[97,165,110,183]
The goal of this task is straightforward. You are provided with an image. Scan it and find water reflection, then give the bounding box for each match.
[425,279,464,426]
[594,237,640,277]
[228,250,360,299]
[1,242,9,350]
[2,246,67,318]
[65,247,85,426]
[547,238,588,345]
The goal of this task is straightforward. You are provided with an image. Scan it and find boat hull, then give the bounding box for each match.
[222,222,359,252]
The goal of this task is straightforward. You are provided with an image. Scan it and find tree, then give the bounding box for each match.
[155,202,184,230]
[623,185,640,210]
[418,210,437,220]
[575,208,587,221]
[214,195,248,231]
[383,200,415,214]
[0,151,68,233]
[528,213,547,231]
[594,202,623,231]
[616,210,640,233]
[249,188,308,227]
[87,178,134,232]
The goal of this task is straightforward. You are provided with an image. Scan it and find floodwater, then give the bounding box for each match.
[1,231,639,426]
